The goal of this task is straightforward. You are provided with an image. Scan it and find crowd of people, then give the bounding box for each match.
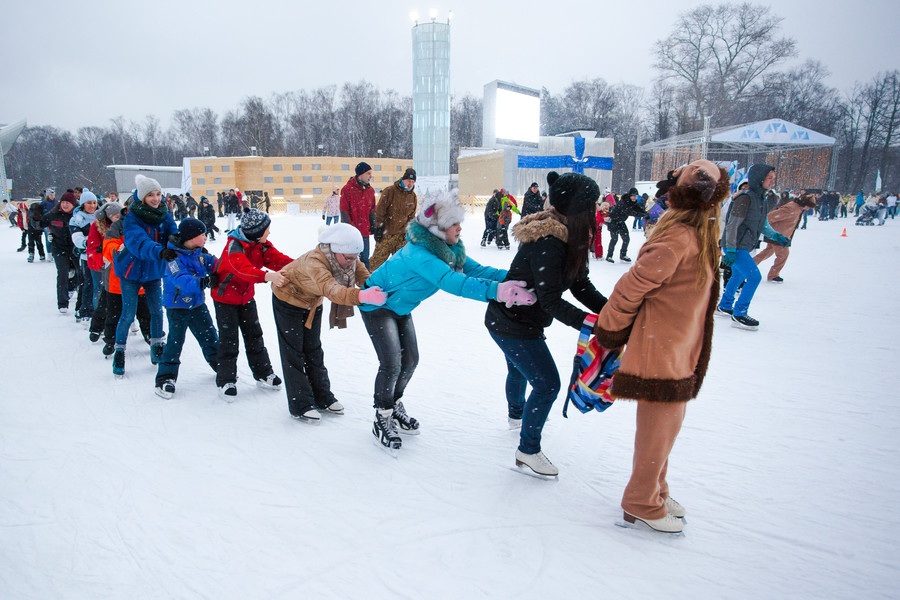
[9,157,886,537]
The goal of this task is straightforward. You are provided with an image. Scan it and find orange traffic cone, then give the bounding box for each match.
[841,228,848,237]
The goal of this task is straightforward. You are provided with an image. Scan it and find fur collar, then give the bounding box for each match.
[406,221,466,271]
[512,208,568,244]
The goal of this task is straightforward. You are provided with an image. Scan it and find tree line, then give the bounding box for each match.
[7,2,899,197]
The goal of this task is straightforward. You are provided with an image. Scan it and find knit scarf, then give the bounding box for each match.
[319,244,356,329]
[130,200,170,225]
[406,222,467,271]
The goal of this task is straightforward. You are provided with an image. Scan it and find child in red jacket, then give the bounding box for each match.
[210,209,292,400]
[593,201,610,259]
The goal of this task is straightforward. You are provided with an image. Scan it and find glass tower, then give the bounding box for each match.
[411,21,450,177]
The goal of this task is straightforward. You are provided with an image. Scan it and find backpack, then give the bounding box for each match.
[563,314,624,417]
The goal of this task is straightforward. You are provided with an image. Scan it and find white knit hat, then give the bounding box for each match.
[135,174,162,202]
[319,223,363,254]
[416,190,465,240]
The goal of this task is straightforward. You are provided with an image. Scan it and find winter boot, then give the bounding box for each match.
[155,380,176,399]
[150,341,165,364]
[515,449,559,477]
[373,409,402,450]
[623,511,684,534]
[112,348,125,376]
[255,373,283,390]
[27,253,34,263]
[731,314,759,331]
[392,400,420,434]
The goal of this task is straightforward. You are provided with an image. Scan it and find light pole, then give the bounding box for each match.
[317,144,324,157]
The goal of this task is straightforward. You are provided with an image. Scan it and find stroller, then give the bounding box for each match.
[855,205,878,226]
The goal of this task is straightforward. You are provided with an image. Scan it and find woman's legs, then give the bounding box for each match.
[361,308,419,410]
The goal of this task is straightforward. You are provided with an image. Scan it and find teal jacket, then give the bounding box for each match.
[361,222,507,315]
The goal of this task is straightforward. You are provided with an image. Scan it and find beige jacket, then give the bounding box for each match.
[593,223,717,402]
[273,247,371,328]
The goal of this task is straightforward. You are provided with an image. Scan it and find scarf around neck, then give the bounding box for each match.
[319,243,357,329]
[406,221,466,272]
[130,200,170,225]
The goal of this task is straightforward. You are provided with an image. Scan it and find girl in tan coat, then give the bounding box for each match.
[593,159,731,534]
[272,223,386,423]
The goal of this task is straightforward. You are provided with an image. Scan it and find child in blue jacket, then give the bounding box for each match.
[154,218,219,398]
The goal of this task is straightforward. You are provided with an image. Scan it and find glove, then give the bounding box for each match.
[496,280,537,308]
[322,214,326,220]
[358,286,387,306]
[159,248,178,261]
[208,271,220,289]
[721,248,737,268]
[373,227,384,243]
[199,277,209,289]
[201,247,210,254]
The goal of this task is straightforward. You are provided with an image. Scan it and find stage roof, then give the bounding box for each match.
[639,119,836,153]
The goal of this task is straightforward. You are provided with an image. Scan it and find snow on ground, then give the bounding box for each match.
[1,212,898,599]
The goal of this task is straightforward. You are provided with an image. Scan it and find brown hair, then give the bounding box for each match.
[647,202,721,287]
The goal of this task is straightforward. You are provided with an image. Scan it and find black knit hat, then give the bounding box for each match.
[240,209,271,241]
[355,162,373,176]
[179,218,206,241]
[627,187,639,196]
[402,167,417,181]
[547,171,600,216]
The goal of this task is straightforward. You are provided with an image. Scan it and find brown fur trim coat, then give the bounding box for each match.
[592,223,717,402]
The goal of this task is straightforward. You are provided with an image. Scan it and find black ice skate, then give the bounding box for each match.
[392,400,420,435]
[373,409,402,450]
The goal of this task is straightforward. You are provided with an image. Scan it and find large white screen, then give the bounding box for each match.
[495,88,540,144]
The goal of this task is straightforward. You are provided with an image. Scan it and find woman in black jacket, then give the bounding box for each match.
[484,172,607,477]
[606,187,648,263]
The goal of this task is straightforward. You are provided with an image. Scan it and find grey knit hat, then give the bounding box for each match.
[135,174,162,202]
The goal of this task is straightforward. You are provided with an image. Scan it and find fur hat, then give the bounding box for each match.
[319,223,363,254]
[79,189,98,205]
[135,174,162,202]
[416,190,466,240]
[179,217,206,241]
[96,201,123,222]
[355,162,373,176]
[240,208,271,241]
[797,194,817,208]
[662,159,731,210]
[45,187,56,196]
[546,171,600,216]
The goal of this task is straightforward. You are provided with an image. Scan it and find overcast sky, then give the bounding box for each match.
[6,0,899,131]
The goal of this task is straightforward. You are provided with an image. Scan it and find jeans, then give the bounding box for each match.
[272,298,335,415]
[214,299,275,386]
[361,308,419,410]
[719,249,761,316]
[359,236,371,270]
[91,269,102,309]
[76,260,93,319]
[116,278,164,347]
[103,292,151,346]
[325,215,338,225]
[488,331,561,455]
[156,305,219,386]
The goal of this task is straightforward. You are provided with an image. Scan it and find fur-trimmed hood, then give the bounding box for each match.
[512,209,568,244]
[406,221,466,271]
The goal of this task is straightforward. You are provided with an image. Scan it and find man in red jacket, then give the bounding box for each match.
[340,162,376,269]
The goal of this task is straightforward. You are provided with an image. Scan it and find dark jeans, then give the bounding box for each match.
[482,217,497,245]
[75,260,93,319]
[156,305,219,386]
[116,279,164,347]
[719,249,761,316]
[272,297,335,415]
[26,230,45,256]
[214,299,274,386]
[103,291,151,346]
[488,331,561,455]
[361,308,419,410]
[359,236,371,270]
[607,221,630,258]
[52,253,77,309]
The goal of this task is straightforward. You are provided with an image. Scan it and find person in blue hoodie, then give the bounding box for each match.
[69,189,98,323]
[154,218,219,398]
[359,190,537,451]
[112,174,178,376]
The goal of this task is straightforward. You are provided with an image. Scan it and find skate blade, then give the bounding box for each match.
[730,321,758,331]
[290,414,322,425]
[614,519,685,536]
[255,381,282,391]
[154,390,174,400]
[372,437,400,458]
[394,423,421,436]
[510,465,558,481]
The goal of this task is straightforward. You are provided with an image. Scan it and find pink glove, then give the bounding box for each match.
[495,280,537,308]
[358,286,387,306]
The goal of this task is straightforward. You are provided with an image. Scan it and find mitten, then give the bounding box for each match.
[359,286,387,306]
[159,248,178,261]
[496,280,535,308]
[721,248,737,268]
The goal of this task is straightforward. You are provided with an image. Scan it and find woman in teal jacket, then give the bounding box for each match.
[360,191,536,451]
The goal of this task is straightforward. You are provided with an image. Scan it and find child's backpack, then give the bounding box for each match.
[563,314,624,417]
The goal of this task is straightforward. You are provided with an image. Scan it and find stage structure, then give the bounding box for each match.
[411,13,451,184]
[0,119,27,201]
[636,119,837,191]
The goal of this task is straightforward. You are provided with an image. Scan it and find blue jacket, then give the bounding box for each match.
[163,236,217,309]
[361,222,506,316]
[115,209,178,282]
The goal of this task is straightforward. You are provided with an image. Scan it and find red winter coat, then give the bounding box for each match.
[86,221,105,271]
[340,176,376,236]
[210,235,292,305]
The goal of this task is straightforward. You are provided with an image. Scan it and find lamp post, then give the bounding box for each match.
[317,144,324,157]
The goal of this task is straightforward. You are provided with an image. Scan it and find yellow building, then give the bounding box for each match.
[189,155,413,212]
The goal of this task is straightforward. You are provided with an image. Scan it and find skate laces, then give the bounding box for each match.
[377,410,400,436]
[392,401,418,428]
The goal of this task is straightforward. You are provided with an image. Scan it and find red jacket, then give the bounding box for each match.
[211,235,292,305]
[340,176,376,236]
[86,221,105,271]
